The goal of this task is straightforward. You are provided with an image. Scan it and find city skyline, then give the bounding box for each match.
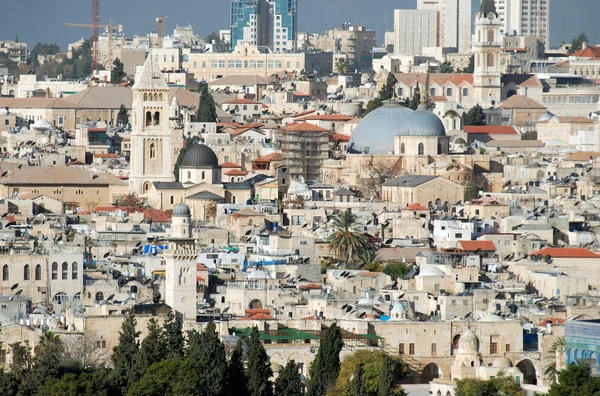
[2,0,598,51]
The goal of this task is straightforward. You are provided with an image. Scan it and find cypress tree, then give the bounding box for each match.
[198,85,218,122]
[275,360,303,396]
[139,318,166,370]
[409,82,421,110]
[117,104,129,127]
[379,73,398,101]
[306,322,343,396]
[463,104,486,126]
[112,310,141,394]
[378,355,396,396]
[184,322,227,396]
[349,366,366,396]
[31,332,64,392]
[227,338,248,396]
[163,309,184,359]
[246,326,273,396]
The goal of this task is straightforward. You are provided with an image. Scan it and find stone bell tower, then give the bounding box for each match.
[472,0,502,108]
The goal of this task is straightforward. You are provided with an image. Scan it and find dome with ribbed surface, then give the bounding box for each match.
[172,202,190,217]
[181,144,219,168]
[397,107,446,137]
[348,100,412,155]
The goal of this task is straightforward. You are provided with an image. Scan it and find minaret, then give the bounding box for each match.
[472,0,502,108]
[129,51,174,195]
[164,202,197,320]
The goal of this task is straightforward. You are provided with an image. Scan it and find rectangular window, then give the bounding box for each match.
[409,343,415,355]
[446,88,453,96]
[505,344,511,352]
[490,335,500,354]
[268,60,275,69]
[275,61,282,69]
[300,241,308,245]
[0,349,5,364]
[218,60,225,68]
[257,60,264,68]
[455,233,462,238]
[250,60,257,68]
[399,343,405,354]
[211,60,218,68]
[228,60,235,68]
[58,116,64,125]
[235,60,242,68]
[431,343,437,356]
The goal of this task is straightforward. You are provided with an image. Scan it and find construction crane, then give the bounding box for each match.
[155,11,167,48]
[66,20,123,72]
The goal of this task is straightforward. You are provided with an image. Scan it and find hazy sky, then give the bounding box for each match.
[2,0,598,50]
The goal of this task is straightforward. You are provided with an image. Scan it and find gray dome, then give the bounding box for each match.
[173,202,191,217]
[397,107,446,137]
[349,101,413,155]
[537,112,554,122]
[181,144,219,168]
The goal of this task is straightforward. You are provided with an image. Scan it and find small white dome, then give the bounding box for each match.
[458,330,479,353]
[391,301,407,312]
[479,312,504,322]
[419,266,446,276]
[32,119,53,130]
[357,297,379,306]
[492,357,513,368]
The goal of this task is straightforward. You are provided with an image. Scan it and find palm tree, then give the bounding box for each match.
[335,58,349,75]
[544,336,565,384]
[328,209,370,266]
[356,248,382,271]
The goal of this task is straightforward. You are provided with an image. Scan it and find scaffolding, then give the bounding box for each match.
[279,122,331,182]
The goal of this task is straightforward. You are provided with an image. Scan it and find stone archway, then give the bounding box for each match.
[516,359,537,385]
[249,299,263,309]
[452,334,461,355]
[421,362,441,383]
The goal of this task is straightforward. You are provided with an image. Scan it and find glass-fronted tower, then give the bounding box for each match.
[230,0,271,51]
[270,0,298,52]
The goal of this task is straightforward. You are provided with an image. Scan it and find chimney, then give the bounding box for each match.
[45,88,50,98]
[583,41,589,50]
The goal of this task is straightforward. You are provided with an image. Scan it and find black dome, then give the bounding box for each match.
[181,144,219,168]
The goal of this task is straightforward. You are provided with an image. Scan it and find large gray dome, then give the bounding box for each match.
[181,144,219,168]
[348,101,412,155]
[348,101,445,155]
[397,106,446,137]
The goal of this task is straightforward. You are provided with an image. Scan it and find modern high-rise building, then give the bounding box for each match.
[393,9,439,55]
[270,0,298,52]
[417,0,472,53]
[230,0,271,51]
[493,0,550,49]
[230,0,297,52]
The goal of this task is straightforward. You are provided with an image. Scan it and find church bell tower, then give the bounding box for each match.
[472,0,502,108]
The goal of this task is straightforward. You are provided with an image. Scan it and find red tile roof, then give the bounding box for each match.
[220,162,241,168]
[571,46,600,58]
[529,247,600,259]
[404,203,429,211]
[539,318,565,326]
[230,126,265,137]
[284,122,329,132]
[142,208,172,223]
[457,240,497,251]
[252,152,283,163]
[292,91,310,97]
[298,283,323,291]
[291,109,316,118]
[222,98,260,105]
[331,133,350,142]
[225,169,248,176]
[67,160,86,166]
[464,126,518,135]
[394,72,474,86]
[243,122,265,129]
[564,152,600,161]
[498,95,546,109]
[298,114,353,121]
[218,121,243,128]
[93,153,119,158]
[241,313,276,320]
[196,264,210,271]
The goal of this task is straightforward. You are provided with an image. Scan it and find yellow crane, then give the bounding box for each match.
[65,20,123,71]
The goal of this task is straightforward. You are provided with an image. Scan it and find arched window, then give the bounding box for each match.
[95,292,104,301]
[24,265,30,280]
[487,29,494,42]
[144,182,150,192]
[154,93,158,101]
[418,143,425,155]
[437,142,443,155]
[243,105,247,110]
[62,262,68,280]
[150,143,156,159]
[72,262,78,280]
[187,171,191,180]
[153,111,160,126]
[231,177,234,182]
[144,93,148,101]
[201,171,205,180]
[159,93,163,101]
[400,143,405,154]
[52,262,58,280]
[2,265,8,281]
[254,105,258,110]
[170,195,174,204]
[463,88,468,96]
[145,111,152,126]
[35,264,42,280]
[487,53,494,67]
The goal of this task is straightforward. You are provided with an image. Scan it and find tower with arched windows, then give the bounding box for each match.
[129,51,175,195]
[472,0,502,109]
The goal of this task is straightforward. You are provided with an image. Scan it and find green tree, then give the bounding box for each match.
[379,73,398,101]
[357,249,382,272]
[31,332,65,392]
[364,97,383,116]
[275,360,303,396]
[205,31,230,52]
[183,321,227,396]
[382,263,411,278]
[408,82,421,110]
[349,366,366,396]
[128,358,187,396]
[464,181,482,201]
[569,33,589,54]
[327,209,370,266]
[439,61,454,73]
[174,138,194,181]
[462,104,486,126]
[455,373,525,396]
[544,336,565,384]
[163,309,184,359]
[39,371,113,396]
[198,84,218,122]
[111,58,126,82]
[139,318,166,371]
[307,323,343,396]
[547,363,600,396]
[30,42,60,66]
[246,326,273,396]
[331,350,408,396]
[112,310,142,394]
[336,58,349,75]
[8,342,34,395]
[227,338,248,396]
[521,131,537,140]
[462,56,474,73]
[117,104,129,127]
